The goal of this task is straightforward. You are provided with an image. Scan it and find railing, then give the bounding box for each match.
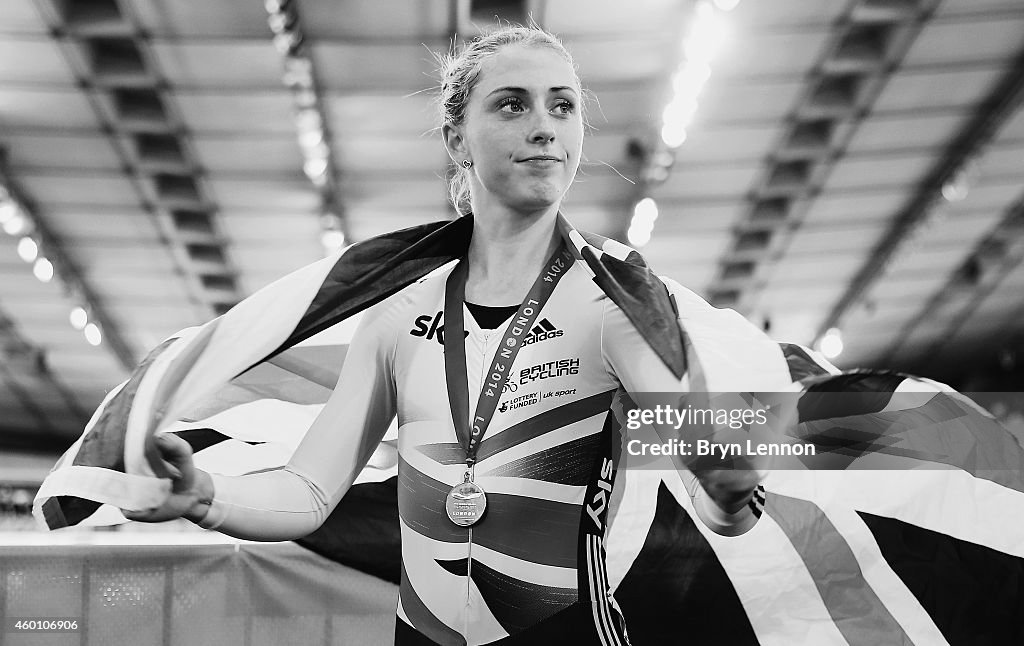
[0,539,396,646]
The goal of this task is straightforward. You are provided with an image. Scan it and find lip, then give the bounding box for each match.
[518,155,563,163]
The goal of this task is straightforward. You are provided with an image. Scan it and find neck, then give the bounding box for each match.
[465,209,561,306]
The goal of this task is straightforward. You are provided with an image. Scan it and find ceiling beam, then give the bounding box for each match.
[31,0,245,317]
[265,0,349,248]
[0,158,137,374]
[883,190,1024,372]
[0,307,90,429]
[815,37,1024,346]
[702,0,942,312]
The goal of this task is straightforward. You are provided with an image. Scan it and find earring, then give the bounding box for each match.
[462,159,472,169]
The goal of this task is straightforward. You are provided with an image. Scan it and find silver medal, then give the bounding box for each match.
[446,472,487,527]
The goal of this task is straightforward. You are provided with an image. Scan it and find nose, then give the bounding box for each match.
[529,113,556,144]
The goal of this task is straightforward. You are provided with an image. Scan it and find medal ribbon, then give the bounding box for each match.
[444,241,574,467]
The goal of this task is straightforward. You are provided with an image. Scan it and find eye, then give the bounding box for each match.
[497,97,526,113]
[552,99,575,115]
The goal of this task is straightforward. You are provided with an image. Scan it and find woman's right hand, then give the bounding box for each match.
[121,433,214,524]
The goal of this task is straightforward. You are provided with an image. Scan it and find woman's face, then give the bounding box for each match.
[449,44,584,216]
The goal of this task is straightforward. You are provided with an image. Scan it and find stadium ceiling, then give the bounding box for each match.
[1,0,1023,454]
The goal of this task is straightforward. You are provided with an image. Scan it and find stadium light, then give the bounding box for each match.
[32,257,54,283]
[84,323,103,346]
[818,327,844,360]
[70,306,89,330]
[17,237,38,263]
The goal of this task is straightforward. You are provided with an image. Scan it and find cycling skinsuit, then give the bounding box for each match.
[201,257,685,645]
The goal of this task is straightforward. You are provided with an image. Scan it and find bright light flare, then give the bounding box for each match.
[84,323,103,346]
[633,198,659,227]
[70,306,88,330]
[661,122,688,148]
[662,97,699,130]
[627,225,652,248]
[941,176,969,202]
[17,237,38,263]
[0,200,19,225]
[685,2,729,64]
[33,257,54,282]
[672,61,712,97]
[303,157,328,181]
[818,327,844,360]
[2,211,29,236]
[295,108,322,135]
[320,229,346,253]
[298,127,324,149]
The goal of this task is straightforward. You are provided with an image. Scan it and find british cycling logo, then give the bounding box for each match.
[522,318,563,346]
[518,357,580,385]
[409,311,469,345]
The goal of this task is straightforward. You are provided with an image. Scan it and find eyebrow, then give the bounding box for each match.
[485,85,579,98]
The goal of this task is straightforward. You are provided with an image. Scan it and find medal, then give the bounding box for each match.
[442,239,573,527]
[445,472,487,527]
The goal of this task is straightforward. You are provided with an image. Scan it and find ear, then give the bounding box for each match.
[442,123,468,163]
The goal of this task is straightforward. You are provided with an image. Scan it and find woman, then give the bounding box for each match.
[126,26,775,645]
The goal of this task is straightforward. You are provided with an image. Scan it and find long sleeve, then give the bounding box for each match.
[600,276,793,419]
[198,299,399,541]
[599,293,683,394]
[600,278,793,535]
[599,291,698,461]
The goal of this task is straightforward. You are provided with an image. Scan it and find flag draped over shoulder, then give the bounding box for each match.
[35,217,1024,645]
[33,214,698,529]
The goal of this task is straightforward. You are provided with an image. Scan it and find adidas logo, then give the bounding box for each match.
[523,318,563,346]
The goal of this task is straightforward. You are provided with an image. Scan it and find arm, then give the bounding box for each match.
[134,299,399,541]
[601,289,778,535]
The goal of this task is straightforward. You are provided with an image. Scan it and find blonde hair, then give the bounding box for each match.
[437,25,581,215]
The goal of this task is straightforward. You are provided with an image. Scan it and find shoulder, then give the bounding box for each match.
[362,261,457,333]
[656,275,753,329]
[657,276,711,311]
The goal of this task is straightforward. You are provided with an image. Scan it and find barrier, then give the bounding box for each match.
[0,541,397,646]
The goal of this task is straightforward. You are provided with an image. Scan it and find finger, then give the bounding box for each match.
[155,433,193,464]
[122,508,151,521]
[161,461,183,480]
[124,505,180,523]
[160,435,197,481]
